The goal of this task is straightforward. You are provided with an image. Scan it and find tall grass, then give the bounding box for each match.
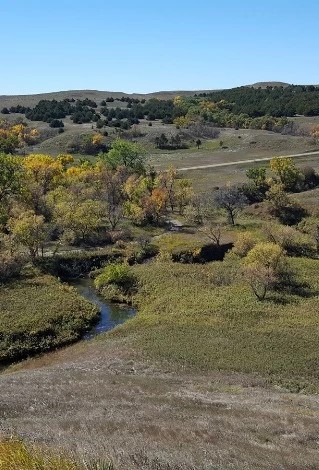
[0,439,113,470]
[113,257,319,391]
[0,273,99,362]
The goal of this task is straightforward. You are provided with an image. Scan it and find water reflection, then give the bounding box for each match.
[69,278,136,339]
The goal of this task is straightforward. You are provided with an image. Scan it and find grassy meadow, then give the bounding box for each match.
[109,255,319,391]
[0,272,98,362]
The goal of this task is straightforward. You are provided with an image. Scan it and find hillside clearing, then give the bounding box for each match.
[1,337,319,470]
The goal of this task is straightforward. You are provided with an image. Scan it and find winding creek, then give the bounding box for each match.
[69,278,136,339]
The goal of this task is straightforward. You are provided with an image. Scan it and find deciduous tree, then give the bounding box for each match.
[243,242,286,300]
[214,186,247,225]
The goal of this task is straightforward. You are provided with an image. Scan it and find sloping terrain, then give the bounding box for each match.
[1,337,319,470]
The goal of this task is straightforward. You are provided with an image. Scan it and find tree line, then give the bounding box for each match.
[196,85,319,117]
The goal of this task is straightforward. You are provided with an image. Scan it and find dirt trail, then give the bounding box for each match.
[1,337,319,469]
[178,150,319,171]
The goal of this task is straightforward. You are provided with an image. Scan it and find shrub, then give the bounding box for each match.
[124,241,158,265]
[0,252,26,281]
[232,232,258,258]
[264,223,314,257]
[266,184,307,225]
[300,166,318,189]
[243,242,288,300]
[171,247,202,263]
[94,263,136,292]
[49,119,64,128]
[100,284,129,303]
[298,216,319,252]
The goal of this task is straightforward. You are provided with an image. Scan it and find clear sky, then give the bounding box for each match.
[1,0,318,94]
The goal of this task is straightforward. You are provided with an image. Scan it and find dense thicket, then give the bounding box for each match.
[196,85,319,117]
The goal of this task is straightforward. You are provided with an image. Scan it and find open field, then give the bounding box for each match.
[147,128,318,170]
[1,335,319,470]
[116,257,319,390]
[2,242,319,467]
[185,153,319,193]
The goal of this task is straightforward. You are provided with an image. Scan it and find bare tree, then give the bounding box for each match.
[214,186,247,225]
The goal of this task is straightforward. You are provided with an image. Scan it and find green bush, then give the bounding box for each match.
[242,242,289,300]
[94,263,136,292]
[100,284,129,303]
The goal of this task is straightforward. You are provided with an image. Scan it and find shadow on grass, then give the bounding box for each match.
[267,279,319,305]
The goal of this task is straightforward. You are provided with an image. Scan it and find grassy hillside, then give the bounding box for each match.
[0,88,216,109]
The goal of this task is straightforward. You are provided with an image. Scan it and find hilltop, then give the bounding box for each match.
[0,88,215,109]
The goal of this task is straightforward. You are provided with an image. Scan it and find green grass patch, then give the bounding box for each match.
[154,232,204,253]
[113,257,319,391]
[0,273,99,362]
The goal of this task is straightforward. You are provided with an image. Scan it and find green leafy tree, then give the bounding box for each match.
[175,179,194,214]
[98,165,127,229]
[54,196,103,244]
[246,166,268,188]
[0,153,22,202]
[100,139,145,174]
[8,210,48,260]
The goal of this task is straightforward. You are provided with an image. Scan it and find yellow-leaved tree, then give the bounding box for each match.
[242,242,287,300]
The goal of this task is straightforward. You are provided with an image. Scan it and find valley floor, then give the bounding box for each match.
[1,337,319,470]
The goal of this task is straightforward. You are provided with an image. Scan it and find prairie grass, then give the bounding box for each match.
[0,439,113,470]
[113,257,319,390]
[154,232,204,256]
[0,440,77,470]
[0,273,99,362]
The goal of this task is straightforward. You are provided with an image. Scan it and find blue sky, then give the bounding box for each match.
[1,0,318,94]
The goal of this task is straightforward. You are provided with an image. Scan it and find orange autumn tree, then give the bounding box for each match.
[144,187,168,224]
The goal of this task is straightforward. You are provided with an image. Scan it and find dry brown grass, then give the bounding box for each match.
[1,337,319,469]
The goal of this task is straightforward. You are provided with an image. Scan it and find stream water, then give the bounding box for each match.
[69,278,136,339]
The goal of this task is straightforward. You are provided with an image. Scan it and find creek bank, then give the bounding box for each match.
[69,277,136,339]
[0,273,99,365]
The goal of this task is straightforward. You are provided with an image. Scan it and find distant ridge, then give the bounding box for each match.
[0,89,216,108]
[1,82,318,108]
[249,81,291,89]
